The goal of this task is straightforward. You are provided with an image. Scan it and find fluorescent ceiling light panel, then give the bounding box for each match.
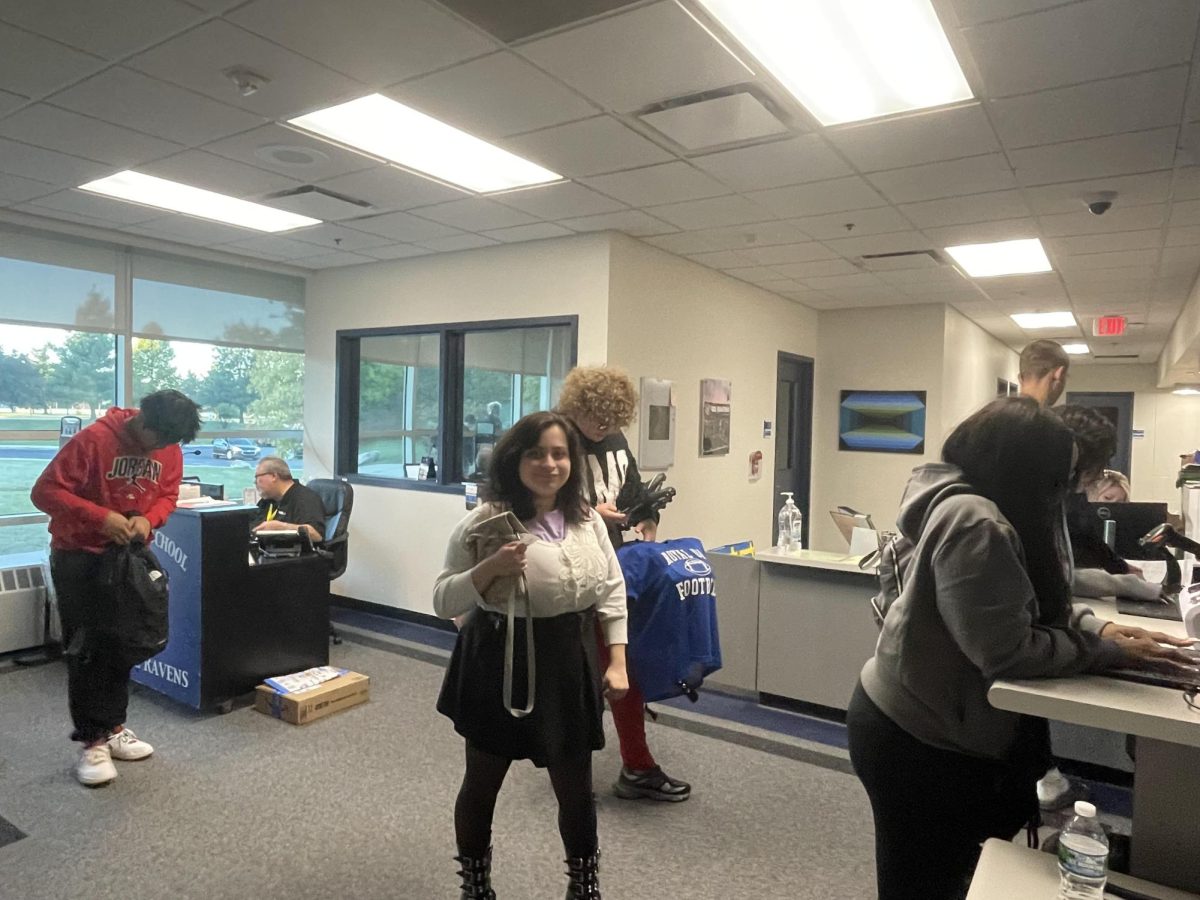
[78,171,320,233]
[1173,387,1200,396]
[1062,343,1090,355]
[945,238,1053,278]
[1010,311,1077,330]
[695,0,973,126]
[289,94,562,193]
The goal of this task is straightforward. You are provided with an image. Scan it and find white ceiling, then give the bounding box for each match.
[1,0,1199,364]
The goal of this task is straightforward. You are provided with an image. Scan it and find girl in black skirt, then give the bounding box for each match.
[435,411,629,900]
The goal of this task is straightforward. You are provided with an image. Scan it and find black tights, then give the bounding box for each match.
[455,742,596,859]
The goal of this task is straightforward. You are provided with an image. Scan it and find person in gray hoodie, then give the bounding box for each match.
[847,397,1194,900]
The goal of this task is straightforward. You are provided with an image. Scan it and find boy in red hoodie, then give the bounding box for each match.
[31,389,201,787]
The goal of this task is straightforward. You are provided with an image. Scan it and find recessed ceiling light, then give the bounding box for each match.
[1010,311,1077,330]
[945,238,1053,278]
[288,94,562,193]
[695,0,973,126]
[1062,343,1090,355]
[78,171,321,233]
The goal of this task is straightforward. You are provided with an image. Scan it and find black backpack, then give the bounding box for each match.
[97,542,170,667]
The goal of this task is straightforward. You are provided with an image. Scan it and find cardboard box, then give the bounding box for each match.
[255,671,370,725]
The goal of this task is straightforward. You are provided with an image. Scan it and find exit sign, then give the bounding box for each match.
[1093,315,1126,337]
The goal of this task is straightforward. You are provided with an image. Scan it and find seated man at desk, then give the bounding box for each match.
[251,456,325,543]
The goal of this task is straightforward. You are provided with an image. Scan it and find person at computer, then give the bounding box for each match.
[251,456,325,544]
[1086,468,1130,503]
[30,389,201,788]
[846,397,1195,900]
[1017,339,1070,407]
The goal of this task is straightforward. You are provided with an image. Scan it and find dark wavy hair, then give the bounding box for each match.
[487,411,589,524]
[139,389,201,445]
[1053,405,1116,488]
[942,397,1075,624]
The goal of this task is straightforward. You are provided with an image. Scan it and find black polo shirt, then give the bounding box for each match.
[253,481,326,539]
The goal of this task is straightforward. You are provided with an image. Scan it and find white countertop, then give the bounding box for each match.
[966,839,1199,900]
[756,547,876,575]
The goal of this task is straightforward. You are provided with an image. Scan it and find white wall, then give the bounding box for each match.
[605,235,818,552]
[942,305,1019,432]
[1067,364,1199,508]
[304,233,612,614]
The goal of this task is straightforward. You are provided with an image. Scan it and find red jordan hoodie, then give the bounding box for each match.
[31,407,183,553]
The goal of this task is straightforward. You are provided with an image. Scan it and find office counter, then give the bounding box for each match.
[131,506,329,711]
[990,601,1200,892]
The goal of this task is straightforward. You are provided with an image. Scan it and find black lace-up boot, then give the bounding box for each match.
[454,847,496,899]
[564,848,601,899]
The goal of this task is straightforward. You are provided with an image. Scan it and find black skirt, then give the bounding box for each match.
[437,606,604,767]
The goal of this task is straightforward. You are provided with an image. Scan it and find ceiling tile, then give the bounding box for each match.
[1054,248,1161,271]
[482,222,574,243]
[1039,203,1167,237]
[1010,128,1177,187]
[290,222,396,251]
[0,104,182,167]
[0,172,56,205]
[388,51,596,141]
[0,135,112,184]
[179,0,246,11]
[0,89,28,116]
[646,194,770,230]
[773,258,861,279]
[408,197,539,231]
[1158,246,1200,276]
[724,265,789,285]
[10,200,126,230]
[963,0,1197,97]
[867,154,1016,205]
[1169,199,1200,227]
[1047,229,1164,255]
[22,189,163,225]
[123,215,266,245]
[641,221,808,253]
[746,176,887,218]
[502,116,672,177]
[826,105,999,173]
[51,68,267,146]
[1167,226,1200,246]
[791,206,912,241]
[824,231,936,260]
[582,162,728,207]
[343,210,465,243]
[519,1,752,112]
[900,190,1031,228]
[1172,167,1200,201]
[416,234,500,252]
[0,22,103,98]
[0,0,203,60]
[227,0,496,87]
[556,209,675,236]
[1023,171,1173,215]
[690,134,851,192]
[739,242,837,266]
[315,166,468,212]
[687,249,756,269]
[802,272,885,291]
[201,124,376,182]
[922,217,1041,247]
[138,149,302,198]
[878,265,971,287]
[950,0,1069,27]
[495,182,625,220]
[290,250,377,268]
[216,234,327,260]
[127,20,366,121]
[988,67,1188,150]
[638,92,789,151]
[359,243,434,260]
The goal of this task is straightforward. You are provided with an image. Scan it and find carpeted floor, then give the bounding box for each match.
[0,633,876,900]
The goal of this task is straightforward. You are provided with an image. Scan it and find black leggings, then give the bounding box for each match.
[846,683,1036,900]
[455,742,596,859]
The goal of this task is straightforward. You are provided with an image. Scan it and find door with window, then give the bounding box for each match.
[773,354,814,548]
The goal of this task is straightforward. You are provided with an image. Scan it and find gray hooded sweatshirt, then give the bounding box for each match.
[859,463,1125,762]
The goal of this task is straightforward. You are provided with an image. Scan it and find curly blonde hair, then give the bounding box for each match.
[557,366,637,428]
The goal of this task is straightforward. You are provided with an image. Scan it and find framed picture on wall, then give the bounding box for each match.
[700,378,731,457]
[838,390,926,454]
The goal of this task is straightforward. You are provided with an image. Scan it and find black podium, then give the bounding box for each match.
[130,505,329,711]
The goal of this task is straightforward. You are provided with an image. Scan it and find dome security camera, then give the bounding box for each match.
[1085,191,1117,216]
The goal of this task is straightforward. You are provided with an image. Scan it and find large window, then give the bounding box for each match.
[337,318,576,489]
[0,223,306,559]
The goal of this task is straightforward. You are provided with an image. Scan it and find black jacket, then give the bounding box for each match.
[574,429,656,548]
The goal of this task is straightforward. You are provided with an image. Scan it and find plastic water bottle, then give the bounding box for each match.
[778,493,796,552]
[1057,801,1108,899]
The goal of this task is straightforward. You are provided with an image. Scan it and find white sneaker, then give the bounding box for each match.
[107,728,154,761]
[75,745,117,787]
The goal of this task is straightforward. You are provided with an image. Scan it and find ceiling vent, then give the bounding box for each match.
[859,249,945,271]
[1092,354,1140,360]
[637,86,790,152]
[263,186,373,221]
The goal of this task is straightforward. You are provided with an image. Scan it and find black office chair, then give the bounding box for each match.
[307,478,354,645]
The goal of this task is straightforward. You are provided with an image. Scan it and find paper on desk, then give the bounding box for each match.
[176,497,236,508]
[264,666,349,694]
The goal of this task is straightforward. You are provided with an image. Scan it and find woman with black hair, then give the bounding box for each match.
[434,411,628,900]
[847,397,1192,900]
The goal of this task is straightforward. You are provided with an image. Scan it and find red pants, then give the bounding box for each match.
[596,625,656,771]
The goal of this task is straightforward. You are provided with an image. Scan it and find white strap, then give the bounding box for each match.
[502,572,535,718]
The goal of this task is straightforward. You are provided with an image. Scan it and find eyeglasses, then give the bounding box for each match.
[254,472,272,480]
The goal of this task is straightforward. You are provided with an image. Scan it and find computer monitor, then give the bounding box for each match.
[1087,501,1170,560]
[829,507,874,546]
